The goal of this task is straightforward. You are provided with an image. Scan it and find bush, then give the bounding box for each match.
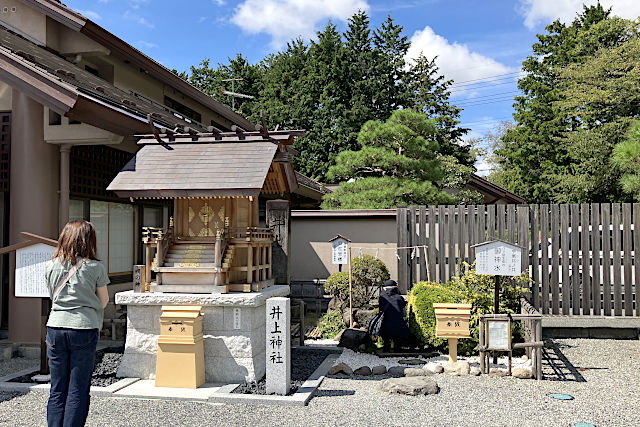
[317,310,345,339]
[351,254,390,308]
[407,282,463,351]
[323,255,390,311]
[407,265,530,355]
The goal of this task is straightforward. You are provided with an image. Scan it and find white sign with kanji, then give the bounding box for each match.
[266,297,290,395]
[15,243,55,298]
[331,237,349,265]
[475,240,522,277]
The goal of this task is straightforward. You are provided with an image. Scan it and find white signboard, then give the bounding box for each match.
[15,243,55,298]
[475,240,522,276]
[331,238,349,265]
[487,319,511,351]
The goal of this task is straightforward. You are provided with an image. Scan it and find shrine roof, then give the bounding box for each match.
[107,140,286,198]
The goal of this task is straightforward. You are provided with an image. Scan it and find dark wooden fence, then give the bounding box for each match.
[397,204,638,317]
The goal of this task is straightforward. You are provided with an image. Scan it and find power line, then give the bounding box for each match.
[448,71,522,85]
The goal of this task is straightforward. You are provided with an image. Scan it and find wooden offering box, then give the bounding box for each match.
[107,128,303,294]
[434,303,472,339]
[156,305,205,388]
[434,303,472,364]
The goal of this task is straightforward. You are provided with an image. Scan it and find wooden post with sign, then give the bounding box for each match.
[434,303,472,364]
[0,232,58,374]
[329,235,350,273]
[472,239,524,365]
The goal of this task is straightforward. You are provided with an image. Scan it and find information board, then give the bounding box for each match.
[331,238,349,265]
[475,240,522,276]
[486,319,511,351]
[15,243,55,298]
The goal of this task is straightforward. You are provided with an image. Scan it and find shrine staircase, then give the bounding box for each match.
[153,241,235,293]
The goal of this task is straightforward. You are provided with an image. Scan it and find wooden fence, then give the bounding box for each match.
[396,204,638,317]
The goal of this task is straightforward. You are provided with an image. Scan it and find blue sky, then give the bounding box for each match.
[65,0,640,174]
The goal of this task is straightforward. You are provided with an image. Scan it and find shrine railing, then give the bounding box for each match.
[227,227,274,242]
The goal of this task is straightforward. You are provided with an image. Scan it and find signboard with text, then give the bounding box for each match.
[15,243,55,298]
[474,240,523,277]
[486,318,511,351]
[330,236,349,265]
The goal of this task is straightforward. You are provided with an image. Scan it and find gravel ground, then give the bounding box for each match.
[6,347,123,387]
[0,358,37,379]
[0,338,638,427]
[233,347,339,395]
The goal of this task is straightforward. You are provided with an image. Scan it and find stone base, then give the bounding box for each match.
[115,285,290,384]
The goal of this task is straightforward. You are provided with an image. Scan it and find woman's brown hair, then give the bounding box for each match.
[52,220,99,264]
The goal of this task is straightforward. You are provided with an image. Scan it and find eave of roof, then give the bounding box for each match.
[19,0,255,131]
[468,174,525,204]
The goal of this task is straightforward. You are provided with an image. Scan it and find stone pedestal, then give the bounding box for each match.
[115,286,290,384]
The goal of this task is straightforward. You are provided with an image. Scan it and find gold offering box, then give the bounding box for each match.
[155,305,205,389]
[434,303,472,339]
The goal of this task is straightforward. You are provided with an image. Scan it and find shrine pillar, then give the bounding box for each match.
[8,89,59,343]
[266,199,290,285]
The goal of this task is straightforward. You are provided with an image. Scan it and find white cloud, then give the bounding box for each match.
[136,40,157,49]
[198,16,207,23]
[519,0,640,29]
[231,0,369,49]
[77,10,101,20]
[212,0,226,5]
[406,26,514,87]
[123,10,155,29]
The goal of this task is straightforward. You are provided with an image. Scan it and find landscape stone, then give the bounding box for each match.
[405,368,432,377]
[377,376,440,396]
[433,364,444,374]
[372,365,387,375]
[526,359,533,367]
[489,368,507,377]
[398,358,427,366]
[470,367,481,376]
[354,366,373,376]
[338,328,369,351]
[521,354,529,361]
[512,367,533,379]
[354,309,376,328]
[329,362,354,376]
[444,361,471,376]
[387,366,407,377]
[266,297,290,395]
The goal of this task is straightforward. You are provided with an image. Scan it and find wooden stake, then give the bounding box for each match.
[448,338,458,364]
[348,246,353,327]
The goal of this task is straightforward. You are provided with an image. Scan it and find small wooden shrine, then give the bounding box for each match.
[107,126,301,293]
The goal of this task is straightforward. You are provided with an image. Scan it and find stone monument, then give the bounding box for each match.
[266,297,291,395]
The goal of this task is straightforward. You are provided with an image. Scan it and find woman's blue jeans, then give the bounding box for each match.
[46,327,98,427]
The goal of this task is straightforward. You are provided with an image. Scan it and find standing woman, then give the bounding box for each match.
[45,220,109,427]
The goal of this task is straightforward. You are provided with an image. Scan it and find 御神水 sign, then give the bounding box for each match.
[473,239,523,277]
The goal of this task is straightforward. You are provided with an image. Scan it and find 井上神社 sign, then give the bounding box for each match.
[266,297,290,395]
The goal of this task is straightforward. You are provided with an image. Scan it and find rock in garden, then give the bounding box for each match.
[377,376,440,396]
[329,362,353,375]
[355,309,375,327]
[398,358,427,366]
[489,368,507,377]
[338,328,369,351]
[372,365,387,375]
[405,368,432,377]
[354,366,372,376]
[512,367,533,379]
[521,355,529,361]
[387,366,407,377]
[525,359,532,367]
[444,361,471,376]
[434,365,444,374]
[470,367,481,376]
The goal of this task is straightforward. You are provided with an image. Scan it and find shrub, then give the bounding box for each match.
[351,254,390,308]
[407,265,530,355]
[407,282,463,351]
[317,310,345,339]
[323,255,390,310]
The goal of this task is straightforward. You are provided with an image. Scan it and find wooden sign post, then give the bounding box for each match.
[434,303,472,364]
[472,239,524,364]
[329,234,350,273]
[0,232,58,374]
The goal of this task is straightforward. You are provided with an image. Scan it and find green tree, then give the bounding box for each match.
[321,110,454,209]
[612,121,640,200]
[407,54,471,166]
[495,4,636,203]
